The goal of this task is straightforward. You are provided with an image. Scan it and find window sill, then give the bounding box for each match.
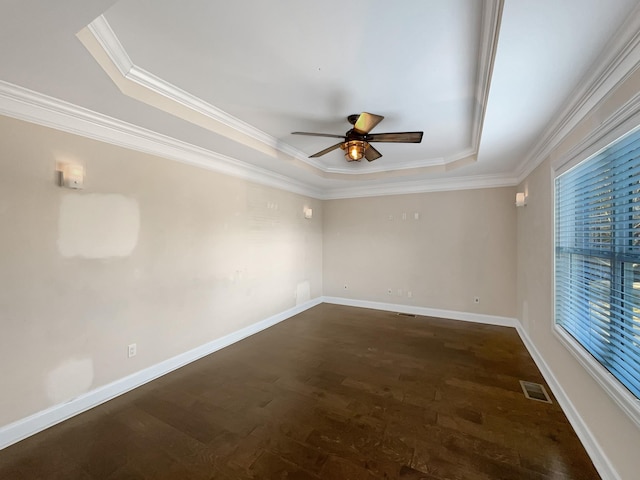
[553,324,640,429]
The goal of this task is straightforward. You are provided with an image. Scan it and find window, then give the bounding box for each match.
[555,127,640,406]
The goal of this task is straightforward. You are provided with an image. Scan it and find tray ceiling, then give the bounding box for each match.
[1,0,639,197]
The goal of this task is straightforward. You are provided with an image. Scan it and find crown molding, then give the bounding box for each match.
[0,79,520,200]
[323,159,444,175]
[472,0,504,151]
[552,90,640,176]
[0,80,324,198]
[0,4,523,202]
[82,11,503,177]
[308,0,502,178]
[323,173,518,200]
[0,298,322,451]
[515,3,640,183]
[85,16,335,174]
[86,14,133,77]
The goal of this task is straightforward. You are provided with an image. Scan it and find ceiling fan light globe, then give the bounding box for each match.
[345,140,367,161]
[349,145,361,160]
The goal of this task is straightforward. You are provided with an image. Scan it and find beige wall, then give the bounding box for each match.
[0,115,322,426]
[323,188,517,318]
[517,68,640,479]
[3,62,640,477]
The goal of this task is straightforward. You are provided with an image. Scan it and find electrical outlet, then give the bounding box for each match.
[128,343,137,358]
[398,288,403,296]
[387,289,392,295]
[407,291,413,298]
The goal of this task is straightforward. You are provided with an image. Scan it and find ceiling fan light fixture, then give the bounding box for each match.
[343,140,367,161]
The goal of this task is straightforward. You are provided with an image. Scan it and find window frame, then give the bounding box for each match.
[552,118,640,429]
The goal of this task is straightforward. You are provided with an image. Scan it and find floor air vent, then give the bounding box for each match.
[520,380,552,403]
[396,312,417,318]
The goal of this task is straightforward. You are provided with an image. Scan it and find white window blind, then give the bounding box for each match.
[555,127,640,399]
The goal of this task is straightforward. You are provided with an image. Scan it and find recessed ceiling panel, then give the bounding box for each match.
[0,0,638,197]
[103,0,483,169]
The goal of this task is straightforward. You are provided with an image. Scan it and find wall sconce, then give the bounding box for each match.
[515,192,527,207]
[304,207,313,219]
[58,163,84,189]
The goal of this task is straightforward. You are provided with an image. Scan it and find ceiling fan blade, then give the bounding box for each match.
[292,131,345,139]
[309,142,344,158]
[366,132,423,143]
[364,144,382,162]
[353,112,385,134]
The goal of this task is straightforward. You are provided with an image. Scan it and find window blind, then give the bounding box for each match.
[555,127,640,399]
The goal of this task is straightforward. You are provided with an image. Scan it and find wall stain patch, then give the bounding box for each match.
[57,194,140,258]
[296,280,311,305]
[46,358,94,404]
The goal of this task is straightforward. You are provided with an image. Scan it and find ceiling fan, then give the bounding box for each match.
[292,112,423,162]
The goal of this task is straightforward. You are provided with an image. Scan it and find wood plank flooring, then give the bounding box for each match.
[0,304,600,479]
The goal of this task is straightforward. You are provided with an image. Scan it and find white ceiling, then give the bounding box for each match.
[1,0,639,198]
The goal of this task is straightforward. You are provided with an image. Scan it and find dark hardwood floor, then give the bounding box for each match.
[0,304,599,479]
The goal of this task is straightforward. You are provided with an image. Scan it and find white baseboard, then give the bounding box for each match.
[322,296,618,480]
[1,297,619,480]
[322,296,518,327]
[0,297,322,451]
[514,324,620,480]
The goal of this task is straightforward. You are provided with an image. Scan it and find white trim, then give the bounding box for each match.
[322,148,480,176]
[95,0,639,187]
[323,173,518,200]
[549,114,640,433]
[0,298,322,451]
[86,14,134,76]
[0,10,515,202]
[471,0,503,152]
[1,6,637,199]
[323,157,448,175]
[321,296,517,327]
[540,103,633,480]
[0,80,324,199]
[0,296,619,480]
[0,78,519,199]
[82,10,504,177]
[551,93,640,175]
[128,65,319,169]
[515,324,621,480]
[515,4,640,183]
[87,16,322,172]
[322,296,622,479]
[552,326,640,430]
